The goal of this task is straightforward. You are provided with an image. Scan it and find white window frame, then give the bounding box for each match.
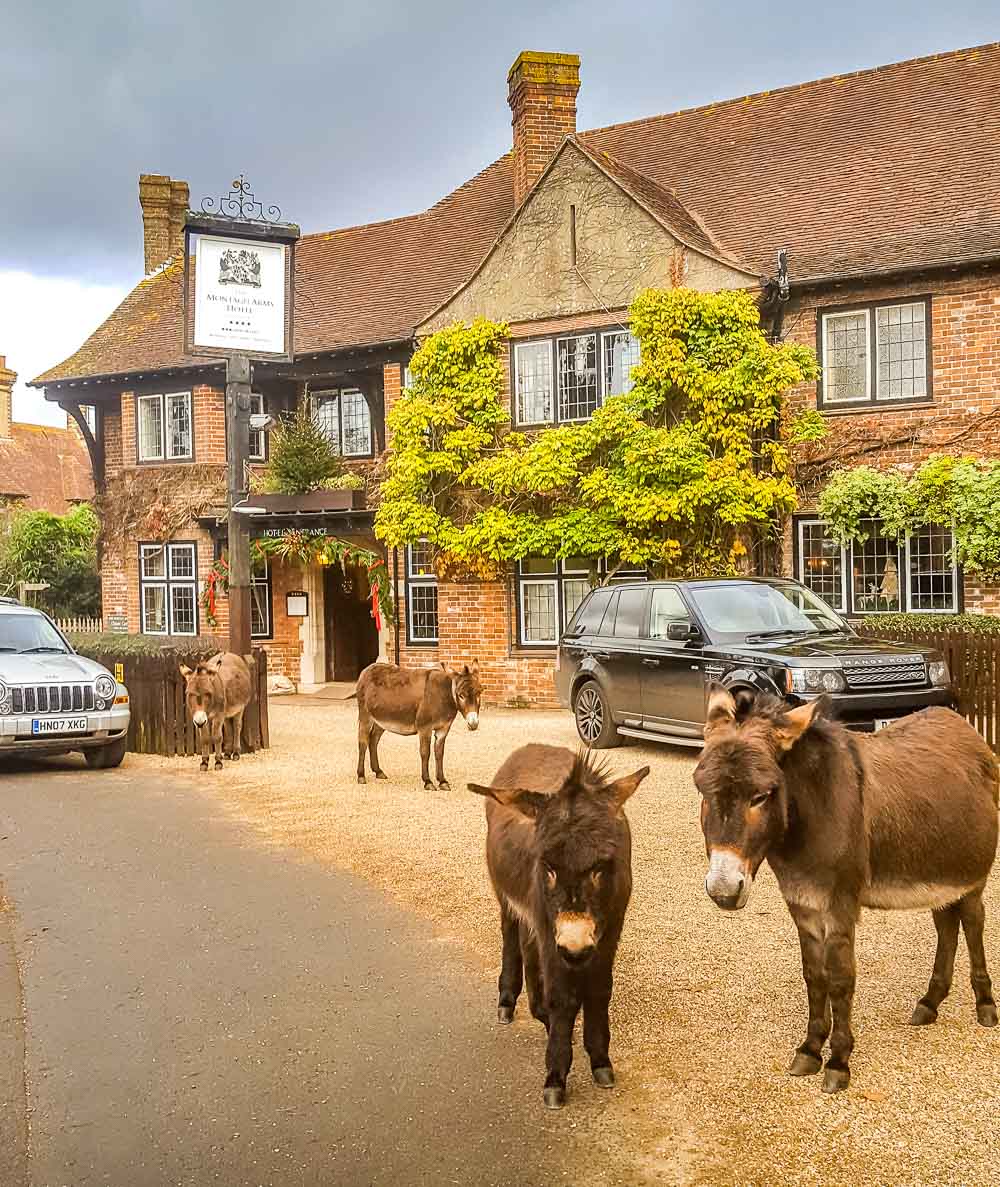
[311,388,373,458]
[513,328,640,428]
[249,393,266,462]
[556,332,600,423]
[601,329,641,397]
[796,518,958,614]
[515,557,648,647]
[406,542,438,644]
[140,542,198,636]
[250,552,271,639]
[136,391,193,462]
[819,300,930,407]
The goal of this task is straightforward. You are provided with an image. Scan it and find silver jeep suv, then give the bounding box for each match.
[0,600,130,767]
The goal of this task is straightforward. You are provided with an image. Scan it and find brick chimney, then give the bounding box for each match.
[507,51,581,207]
[0,355,15,441]
[138,174,190,273]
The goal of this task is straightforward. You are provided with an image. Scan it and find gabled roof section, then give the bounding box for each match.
[0,424,93,512]
[34,41,1000,387]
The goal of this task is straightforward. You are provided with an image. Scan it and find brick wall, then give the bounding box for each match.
[783,268,1000,612]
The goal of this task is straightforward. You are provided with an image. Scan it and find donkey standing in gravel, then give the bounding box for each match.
[695,686,999,1094]
[470,743,649,1109]
[180,652,253,771]
[354,660,482,789]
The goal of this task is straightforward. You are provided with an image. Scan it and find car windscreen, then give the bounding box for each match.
[0,614,70,653]
[686,582,847,639]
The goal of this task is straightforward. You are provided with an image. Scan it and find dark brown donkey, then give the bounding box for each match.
[469,743,649,1109]
[180,652,253,771]
[354,660,482,789]
[695,687,999,1094]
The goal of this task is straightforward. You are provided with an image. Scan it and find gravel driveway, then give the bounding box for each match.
[139,698,1000,1186]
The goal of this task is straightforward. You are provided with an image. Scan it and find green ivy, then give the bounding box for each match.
[817,456,1000,578]
[375,290,818,577]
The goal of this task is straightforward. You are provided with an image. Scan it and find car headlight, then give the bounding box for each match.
[789,668,846,694]
[95,674,116,700]
[928,659,950,688]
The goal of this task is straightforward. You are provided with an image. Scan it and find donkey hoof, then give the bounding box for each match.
[423,781,435,791]
[375,771,388,781]
[497,1005,515,1025]
[214,760,224,770]
[199,763,209,773]
[231,752,240,762]
[822,1066,850,1094]
[788,1051,823,1077]
[542,1086,566,1110]
[357,775,367,785]
[438,780,451,791]
[592,1065,615,1088]
[910,1002,938,1026]
[977,1003,998,1027]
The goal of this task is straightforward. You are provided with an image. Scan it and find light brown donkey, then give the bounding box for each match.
[695,689,999,1094]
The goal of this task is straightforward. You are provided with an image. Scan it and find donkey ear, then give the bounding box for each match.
[607,765,650,812]
[467,783,548,818]
[775,697,828,752]
[179,664,193,678]
[470,658,479,673]
[704,683,736,738]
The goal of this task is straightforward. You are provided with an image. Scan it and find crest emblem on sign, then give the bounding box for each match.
[218,248,262,288]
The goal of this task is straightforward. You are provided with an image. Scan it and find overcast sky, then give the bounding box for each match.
[2,0,995,424]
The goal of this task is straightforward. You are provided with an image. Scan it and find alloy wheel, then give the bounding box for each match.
[576,687,604,743]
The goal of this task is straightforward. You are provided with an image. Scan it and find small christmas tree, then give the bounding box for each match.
[262,404,344,495]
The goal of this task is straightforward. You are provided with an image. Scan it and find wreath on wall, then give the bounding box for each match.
[201,534,394,630]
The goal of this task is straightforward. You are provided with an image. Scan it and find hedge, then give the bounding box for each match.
[858,613,1000,636]
[66,632,226,661]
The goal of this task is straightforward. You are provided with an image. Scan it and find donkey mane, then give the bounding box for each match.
[565,747,614,797]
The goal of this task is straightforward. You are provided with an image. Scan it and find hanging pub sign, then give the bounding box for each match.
[183,176,300,362]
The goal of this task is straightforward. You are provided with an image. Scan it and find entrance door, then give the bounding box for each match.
[324,562,379,682]
[639,585,705,735]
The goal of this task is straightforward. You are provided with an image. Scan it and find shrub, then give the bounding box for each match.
[859,613,1000,635]
[67,632,225,661]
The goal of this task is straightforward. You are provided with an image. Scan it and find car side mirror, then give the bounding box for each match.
[666,621,698,642]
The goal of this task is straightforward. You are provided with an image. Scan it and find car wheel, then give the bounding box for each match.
[574,681,621,749]
[84,736,128,769]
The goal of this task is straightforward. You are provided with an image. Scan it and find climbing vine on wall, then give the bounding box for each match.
[375,290,819,577]
[817,456,1000,578]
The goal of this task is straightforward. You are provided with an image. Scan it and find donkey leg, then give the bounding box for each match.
[213,723,224,770]
[543,976,582,1109]
[583,962,615,1087]
[496,902,523,1024]
[521,931,549,1030]
[357,710,370,784]
[433,721,453,790]
[911,904,961,1025]
[822,914,857,1094]
[787,902,830,1076]
[368,724,388,780]
[199,726,210,772]
[230,709,244,761]
[419,728,434,790]
[958,890,998,1027]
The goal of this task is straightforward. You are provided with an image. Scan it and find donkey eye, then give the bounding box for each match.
[749,792,771,808]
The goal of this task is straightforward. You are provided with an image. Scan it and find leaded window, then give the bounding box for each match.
[406,542,438,643]
[249,393,267,462]
[516,556,648,646]
[251,552,272,638]
[820,300,929,406]
[140,542,198,636]
[311,389,373,458]
[796,518,957,614]
[513,328,640,426]
[137,392,193,461]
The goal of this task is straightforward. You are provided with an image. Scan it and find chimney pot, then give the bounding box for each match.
[507,51,580,207]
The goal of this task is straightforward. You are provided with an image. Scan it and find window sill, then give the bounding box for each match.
[818,400,934,417]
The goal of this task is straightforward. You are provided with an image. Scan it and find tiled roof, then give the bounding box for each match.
[0,424,94,512]
[34,41,1000,386]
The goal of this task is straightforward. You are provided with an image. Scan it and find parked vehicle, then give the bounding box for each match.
[0,599,130,767]
[555,578,954,749]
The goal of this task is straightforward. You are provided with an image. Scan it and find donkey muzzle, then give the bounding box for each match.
[465,711,479,731]
[192,711,208,728]
[705,849,751,911]
[554,912,597,964]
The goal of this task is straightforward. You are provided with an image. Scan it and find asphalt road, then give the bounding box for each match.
[0,759,579,1187]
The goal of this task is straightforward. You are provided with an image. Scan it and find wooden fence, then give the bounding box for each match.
[857,625,999,753]
[54,616,103,634]
[115,650,270,757]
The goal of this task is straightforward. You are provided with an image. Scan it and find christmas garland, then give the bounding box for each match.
[200,535,394,629]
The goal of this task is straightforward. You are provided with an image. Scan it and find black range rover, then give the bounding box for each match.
[555,577,954,749]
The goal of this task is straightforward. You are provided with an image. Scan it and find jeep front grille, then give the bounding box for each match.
[9,684,96,714]
[843,659,926,688]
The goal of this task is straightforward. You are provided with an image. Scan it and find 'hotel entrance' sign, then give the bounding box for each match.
[193,235,287,355]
